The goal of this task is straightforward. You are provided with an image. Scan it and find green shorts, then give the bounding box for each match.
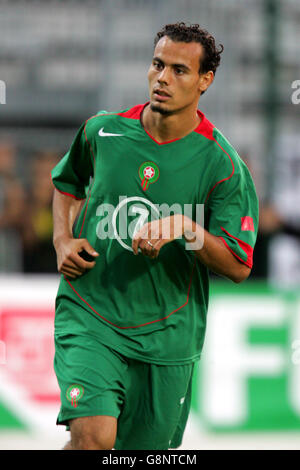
[54,333,196,450]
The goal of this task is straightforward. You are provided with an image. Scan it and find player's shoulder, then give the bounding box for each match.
[193,111,243,177]
[83,107,126,132]
[83,103,144,136]
[208,126,250,180]
[212,128,241,167]
[194,111,238,163]
[194,112,252,187]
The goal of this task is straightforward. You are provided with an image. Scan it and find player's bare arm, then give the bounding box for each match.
[132,214,250,283]
[182,216,251,283]
[52,189,99,279]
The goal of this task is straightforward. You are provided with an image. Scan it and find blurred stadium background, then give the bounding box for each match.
[0,0,300,450]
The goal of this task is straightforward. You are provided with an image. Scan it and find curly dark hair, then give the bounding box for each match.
[154,22,224,76]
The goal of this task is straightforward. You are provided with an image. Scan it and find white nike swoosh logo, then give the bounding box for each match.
[98,127,124,137]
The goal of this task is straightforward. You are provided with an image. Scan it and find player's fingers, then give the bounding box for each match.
[137,239,148,255]
[81,240,99,258]
[150,239,165,258]
[63,260,85,272]
[61,264,85,276]
[132,229,145,254]
[132,235,142,255]
[61,268,79,279]
[139,239,155,258]
[147,242,158,259]
[69,252,96,270]
[132,224,150,254]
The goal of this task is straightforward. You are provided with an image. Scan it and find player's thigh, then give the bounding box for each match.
[115,361,195,450]
[54,333,128,432]
[69,415,117,450]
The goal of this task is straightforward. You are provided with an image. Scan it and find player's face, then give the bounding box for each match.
[148,37,210,115]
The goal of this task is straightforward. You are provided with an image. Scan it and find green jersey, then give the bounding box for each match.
[51,102,259,365]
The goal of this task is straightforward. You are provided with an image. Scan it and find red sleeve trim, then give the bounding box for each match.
[55,188,85,200]
[51,175,86,201]
[220,237,252,269]
[220,227,253,268]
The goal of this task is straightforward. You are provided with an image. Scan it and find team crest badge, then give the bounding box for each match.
[66,384,84,408]
[139,161,159,191]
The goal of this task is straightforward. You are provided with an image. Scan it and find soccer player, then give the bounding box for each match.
[51,22,258,450]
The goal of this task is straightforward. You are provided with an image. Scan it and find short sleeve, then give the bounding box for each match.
[207,161,259,268]
[51,122,93,200]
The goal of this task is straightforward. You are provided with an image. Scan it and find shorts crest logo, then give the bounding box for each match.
[66,384,84,408]
[139,161,159,191]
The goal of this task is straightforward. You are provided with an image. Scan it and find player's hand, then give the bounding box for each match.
[132,214,185,259]
[54,236,99,279]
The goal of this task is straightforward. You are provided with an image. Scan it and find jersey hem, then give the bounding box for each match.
[54,330,201,365]
[99,344,201,366]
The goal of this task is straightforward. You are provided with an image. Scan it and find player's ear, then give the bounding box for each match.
[198,71,214,94]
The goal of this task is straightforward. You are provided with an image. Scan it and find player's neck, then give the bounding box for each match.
[141,103,201,143]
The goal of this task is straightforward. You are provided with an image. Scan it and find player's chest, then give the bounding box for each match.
[91,139,214,206]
